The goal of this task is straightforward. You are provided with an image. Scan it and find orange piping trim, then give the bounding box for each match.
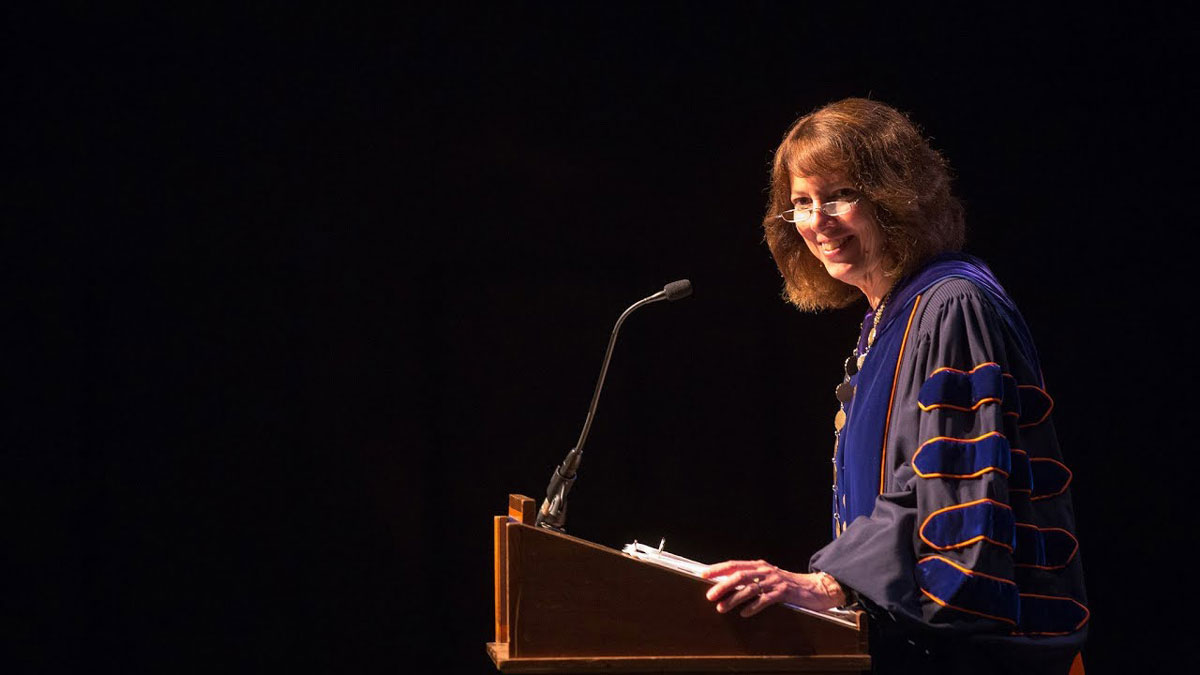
[881,294,922,495]
[912,431,1010,480]
[927,361,1002,377]
[1003,372,1021,417]
[1013,523,1079,569]
[917,555,1018,626]
[1017,384,1055,428]
[1030,457,1073,501]
[920,367,1022,415]
[918,397,1003,413]
[1011,593,1090,636]
[918,587,1018,626]
[922,362,1004,414]
[1008,448,1031,493]
[919,498,1014,552]
[918,554,1015,586]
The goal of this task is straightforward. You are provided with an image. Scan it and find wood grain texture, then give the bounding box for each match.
[503,521,865,660]
[495,514,509,643]
[509,494,536,524]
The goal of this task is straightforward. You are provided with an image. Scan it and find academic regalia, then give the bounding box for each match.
[810,253,1088,674]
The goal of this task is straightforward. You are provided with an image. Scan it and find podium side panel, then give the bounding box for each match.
[506,519,523,656]
[495,515,509,643]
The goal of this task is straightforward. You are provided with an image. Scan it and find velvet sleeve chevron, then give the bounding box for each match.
[904,278,1087,635]
[811,276,1088,644]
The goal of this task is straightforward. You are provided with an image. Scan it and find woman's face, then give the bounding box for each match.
[789,172,891,304]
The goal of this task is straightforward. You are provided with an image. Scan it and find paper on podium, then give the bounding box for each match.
[622,540,860,629]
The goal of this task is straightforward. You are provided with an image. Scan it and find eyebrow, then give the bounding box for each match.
[790,186,855,202]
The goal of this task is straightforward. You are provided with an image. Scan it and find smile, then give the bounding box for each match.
[819,236,851,253]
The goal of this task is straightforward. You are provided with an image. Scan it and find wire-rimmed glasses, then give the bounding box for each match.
[776,197,860,225]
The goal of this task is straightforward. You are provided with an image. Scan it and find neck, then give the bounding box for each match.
[851,260,895,309]
[862,278,895,310]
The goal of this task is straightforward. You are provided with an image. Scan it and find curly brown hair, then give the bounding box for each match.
[763,98,965,311]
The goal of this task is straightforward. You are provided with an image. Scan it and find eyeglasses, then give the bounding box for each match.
[776,197,860,225]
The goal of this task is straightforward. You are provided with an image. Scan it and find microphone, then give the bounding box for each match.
[535,279,693,531]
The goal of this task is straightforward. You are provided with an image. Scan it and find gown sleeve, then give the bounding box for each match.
[810,278,1087,637]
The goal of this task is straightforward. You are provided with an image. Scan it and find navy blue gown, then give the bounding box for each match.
[809,254,1088,674]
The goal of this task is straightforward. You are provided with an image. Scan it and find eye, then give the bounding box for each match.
[792,197,813,207]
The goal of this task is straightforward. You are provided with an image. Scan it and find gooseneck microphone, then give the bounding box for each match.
[535,279,693,531]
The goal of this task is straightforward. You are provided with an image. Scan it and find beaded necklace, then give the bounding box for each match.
[830,287,893,536]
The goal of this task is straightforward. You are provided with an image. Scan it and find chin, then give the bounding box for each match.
[822,262,860,285]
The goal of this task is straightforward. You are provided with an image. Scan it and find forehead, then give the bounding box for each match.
[789,173,850,197]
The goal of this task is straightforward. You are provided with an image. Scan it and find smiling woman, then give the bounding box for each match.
[762,98,964,311]
[785,174,890,307]
[702,99,1088,675]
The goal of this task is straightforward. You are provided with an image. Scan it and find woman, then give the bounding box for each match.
[701,99,1088,674]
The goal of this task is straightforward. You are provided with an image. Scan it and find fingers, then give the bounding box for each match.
[704,566,769,602]
[739,584,786,617]
[703,563,786,615]
[712,579,761,614]
[700,559,766,579]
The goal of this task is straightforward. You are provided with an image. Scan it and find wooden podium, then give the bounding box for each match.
[489,495,870,673]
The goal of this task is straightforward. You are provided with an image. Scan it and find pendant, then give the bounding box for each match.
[836,381,855,403]
[844,354,858,377]
[834,407,846,431]
[867,326,877,345]
[856,353,866,370]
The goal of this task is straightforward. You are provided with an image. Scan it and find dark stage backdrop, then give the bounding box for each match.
[12,5,1194,674]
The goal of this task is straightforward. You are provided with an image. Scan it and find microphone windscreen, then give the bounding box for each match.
[663,279,693,301]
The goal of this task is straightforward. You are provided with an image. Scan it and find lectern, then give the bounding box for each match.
[488,495,870,673]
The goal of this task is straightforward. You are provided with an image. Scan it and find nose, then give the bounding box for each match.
[810,208,836,231]
[794,208,831,235]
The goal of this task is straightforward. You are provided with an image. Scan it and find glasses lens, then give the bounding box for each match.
[830,196,859,214]
[827,200,856,217]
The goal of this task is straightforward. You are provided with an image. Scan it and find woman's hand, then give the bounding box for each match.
[700,560,846,617]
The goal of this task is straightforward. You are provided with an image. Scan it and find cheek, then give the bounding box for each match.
[799,232,821,256]
[870,228,888,257]
[861,228,879,253]
[855,219,883,254]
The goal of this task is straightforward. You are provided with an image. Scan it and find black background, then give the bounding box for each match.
[10,4,1196,673]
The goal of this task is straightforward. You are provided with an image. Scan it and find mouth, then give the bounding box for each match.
[819,235,852,254]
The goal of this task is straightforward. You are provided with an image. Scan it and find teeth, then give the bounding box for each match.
[820,237,848,252]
